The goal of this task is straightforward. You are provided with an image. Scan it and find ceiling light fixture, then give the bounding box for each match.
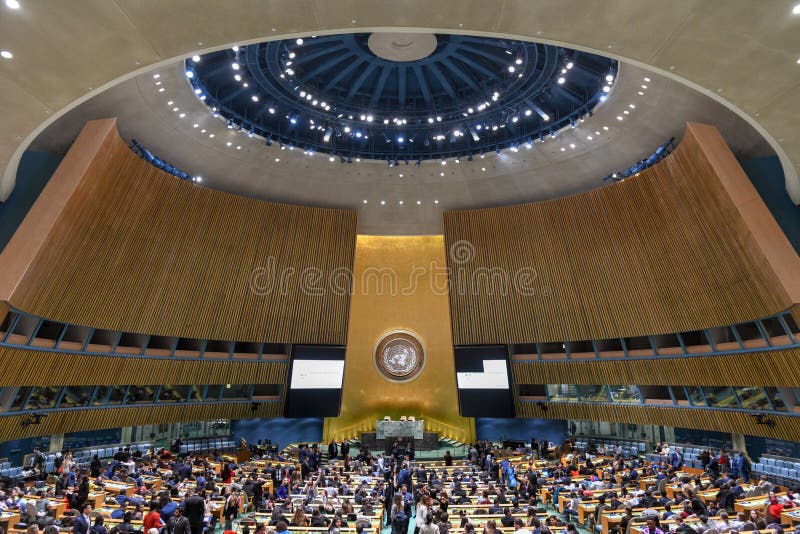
[5,0,20,8]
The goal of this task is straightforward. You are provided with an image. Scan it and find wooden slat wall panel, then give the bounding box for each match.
[511,348,800,387]
[444,124,792,345]
[0,347,288,386]
[7,121,357,344]
[515,401,800,442]
[0,402,283,442]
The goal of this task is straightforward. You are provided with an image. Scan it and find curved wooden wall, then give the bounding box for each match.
[511,348,800,388]
[2,119,357,344]
[0,401,283,442]
[0,347,287,386]
[444,123,800,344]
[516,401,800,442]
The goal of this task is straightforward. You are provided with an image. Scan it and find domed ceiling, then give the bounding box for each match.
[186,33,616,161]
[29,33,772,235]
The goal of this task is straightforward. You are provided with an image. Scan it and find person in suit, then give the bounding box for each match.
[183,489,205,534]
[72,503,93,534]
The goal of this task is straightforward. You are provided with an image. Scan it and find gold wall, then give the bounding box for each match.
[443,123,800,345]
[324,235,475,444]
[0,119,357,345]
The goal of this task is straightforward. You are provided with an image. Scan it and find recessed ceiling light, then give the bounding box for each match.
[296,38,304,45]
[380,200,386,205]
[192,55,201,62]
[416,200,421,205]
[644,77,651,82]
[275,158,280,162]
[629,104,636,109]
[560,147,566,152]
[209,134,215,138]
[158,88,165,92]
[398,200,404,205]
[0,50,13,59]
[508,66,515,73]
[195,177,202,183]
[167,100,173,105]
[153,74,160,79]
[617,116,624,120]
[362,199,367,204]
[793,4,800,14]
[603,126,609,130]
[5,0,20,9]
[587,136,593,140]
[481,167,486,172]
[226,141,232,146]
[440,172,445,176]
[399,173,404,177]
[200,129,206,133]
[179,113,186,118]
[570,143,576,148]
[623,110,630,115]
[172,107,179,111]
[638,91,645,95]
[557,77,566,84]
[641,84,648,89]
[236,146,242,150]
[434,200,439,204]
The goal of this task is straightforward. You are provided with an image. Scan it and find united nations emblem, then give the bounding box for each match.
[374,330,425,382]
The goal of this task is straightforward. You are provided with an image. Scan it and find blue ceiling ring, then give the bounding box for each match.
[186,33,617,161]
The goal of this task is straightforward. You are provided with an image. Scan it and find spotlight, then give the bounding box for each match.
[397,136,404,143]
[185,70,194,79]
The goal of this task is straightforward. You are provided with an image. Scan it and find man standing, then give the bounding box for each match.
[183,489,205,534]
[738,452,751,481]
[328,439,338,460]
[166,507,191,534]
[72,503,92,534]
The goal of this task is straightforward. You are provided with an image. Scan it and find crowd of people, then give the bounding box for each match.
[0,437,796,534]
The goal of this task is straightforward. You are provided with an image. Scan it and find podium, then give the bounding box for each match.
[376,419,424,439]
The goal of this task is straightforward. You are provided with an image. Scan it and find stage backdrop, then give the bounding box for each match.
[323,235,475,443]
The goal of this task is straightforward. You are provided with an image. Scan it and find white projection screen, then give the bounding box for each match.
[456,359,510,389]
[290,360,345,389]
